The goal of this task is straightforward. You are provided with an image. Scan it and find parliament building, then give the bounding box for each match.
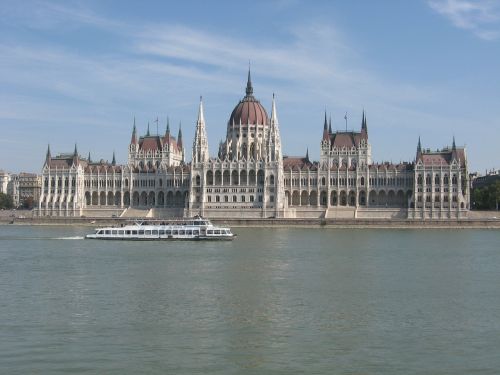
[38,71,470,220]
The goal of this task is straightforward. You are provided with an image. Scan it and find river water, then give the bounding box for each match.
[0,225,499,374]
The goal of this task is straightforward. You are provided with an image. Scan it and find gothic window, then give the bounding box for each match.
[270,175,275,185]
[233,195,237,202]
[361,177,365,186]
[444,175,449,184]
[426,174,431,185]
[434,174,440,185]
[417,174,423,185]
[241,195,246,202]
[249,143,255,159]
[452,174,458,184]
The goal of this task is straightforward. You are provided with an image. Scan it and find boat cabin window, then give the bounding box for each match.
[126,230,131,235]
[160,230,166,235]
[138,230,144,235]
[97,230,103,234]
[132,230,138,235]
[166,230,172,235]
[105,230,111,235]
[186,230,192,235]
[207,230,213,234]
[193,230,199,235]
[118,230,124,235]
[152,230,158,236]
[145,230,151,235]
[173,230,178,235]
[179,230,185,235]
[214,230,220,235]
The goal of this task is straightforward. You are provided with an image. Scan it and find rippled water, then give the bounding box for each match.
[1,225,499,374]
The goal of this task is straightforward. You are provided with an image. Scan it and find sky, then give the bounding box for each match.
[1,0,499,174]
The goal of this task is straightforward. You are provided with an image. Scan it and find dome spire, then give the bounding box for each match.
[245,62,253,97]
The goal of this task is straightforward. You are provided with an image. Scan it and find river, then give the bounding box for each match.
[0,225,499,374]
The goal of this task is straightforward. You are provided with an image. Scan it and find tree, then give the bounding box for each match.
[0,193,14,209]
[472,180,500,210]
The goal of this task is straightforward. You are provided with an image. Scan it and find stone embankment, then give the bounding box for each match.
[1,210,499,228]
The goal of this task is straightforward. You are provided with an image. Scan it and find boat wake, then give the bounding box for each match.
[54,236,85,240]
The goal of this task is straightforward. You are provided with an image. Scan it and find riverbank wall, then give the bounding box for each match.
[1,210,499,228]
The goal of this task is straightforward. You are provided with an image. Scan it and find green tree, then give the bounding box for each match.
[0,192,14,209]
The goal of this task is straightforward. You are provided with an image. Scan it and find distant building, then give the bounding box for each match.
[0,170,11,194]
[17,172,42,207]
[37,70,469,219]
[471,170,500,190]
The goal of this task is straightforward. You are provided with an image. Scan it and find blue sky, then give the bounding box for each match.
[1,0,499,173]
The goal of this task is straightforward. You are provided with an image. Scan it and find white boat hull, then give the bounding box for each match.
[85,217,235,241]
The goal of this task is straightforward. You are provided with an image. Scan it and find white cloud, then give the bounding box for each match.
[0,1,497,172]
[428,0,500,40]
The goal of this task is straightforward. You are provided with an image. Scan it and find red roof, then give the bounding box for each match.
[329,131,366,148]
[418,148,466,167]
[229,97,269,126]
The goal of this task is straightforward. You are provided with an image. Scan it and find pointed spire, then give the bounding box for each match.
[322,111,329,140]
[73,143,78,157]
[88,151,91,163]
[131,117,137,144]
[329,116,332,133]
[197,96,205,124]
[45,143,51,162]
[177,122,183,146]
[112,151,116,166]
[146,122,150,136]
[165,116,170,135]
[361,110,367,132]
[306,148,309,161]
[452,136,456,151]
[271,93,279,124]
[193,97,209,164]
[245,63,253,97]
[416,136,422,160]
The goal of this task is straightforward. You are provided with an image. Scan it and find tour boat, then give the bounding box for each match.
[85,216,235,241]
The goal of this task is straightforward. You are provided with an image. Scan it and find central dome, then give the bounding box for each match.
[228,70,269,126]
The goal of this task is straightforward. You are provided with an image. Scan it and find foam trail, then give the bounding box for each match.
[55,236,85,240]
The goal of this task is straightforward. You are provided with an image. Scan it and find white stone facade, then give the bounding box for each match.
[38,71,469,220]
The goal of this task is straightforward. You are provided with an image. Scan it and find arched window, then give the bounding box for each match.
[434,174,440,185]
[360,177,365,186]
[270,175,275,185]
